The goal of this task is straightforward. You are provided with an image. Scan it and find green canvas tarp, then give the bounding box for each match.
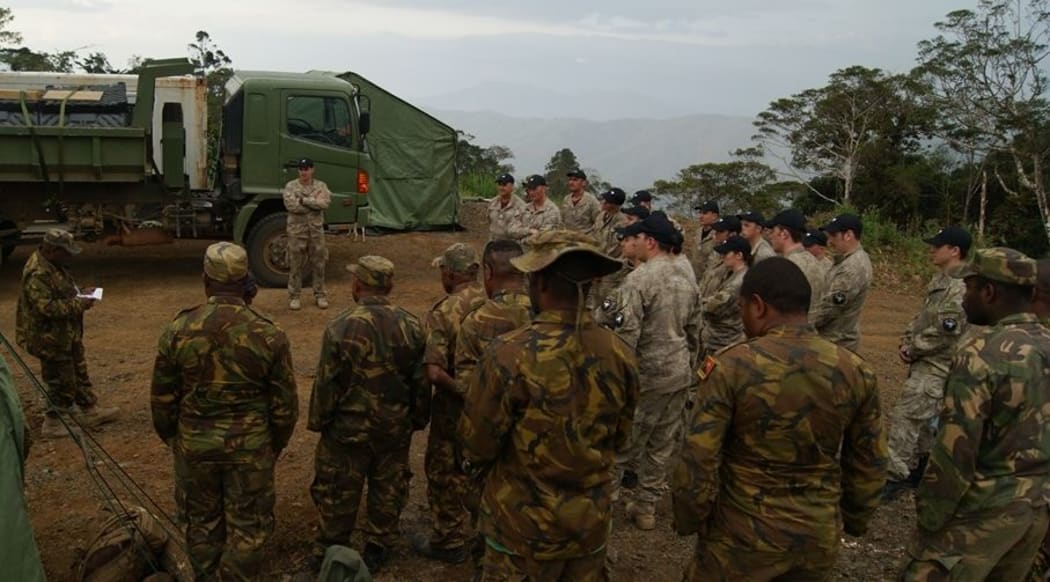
[338,72,458,230]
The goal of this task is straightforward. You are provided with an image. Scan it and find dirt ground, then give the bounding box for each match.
[2,206,921,581]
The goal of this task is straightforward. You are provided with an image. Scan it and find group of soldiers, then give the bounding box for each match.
[11,162,1050,582]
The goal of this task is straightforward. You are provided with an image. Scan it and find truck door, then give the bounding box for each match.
[279,91,361,223]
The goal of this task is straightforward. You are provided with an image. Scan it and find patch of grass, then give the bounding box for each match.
[458,172,498,200]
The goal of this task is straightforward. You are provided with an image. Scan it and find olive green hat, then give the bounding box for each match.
[511,229,622,280]
[951,247,1036,286]
[347,255,395,287]
[432,242,480,274]
[203,242,248,282]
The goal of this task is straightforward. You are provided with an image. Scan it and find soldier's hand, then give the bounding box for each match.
[898,345,913,364]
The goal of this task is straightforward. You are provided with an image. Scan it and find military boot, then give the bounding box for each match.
[74,405,119,429]
[289,297,302,311]
[410,533,467,564]
[316,296,329,310]
[626,500,656,531]
[40,414,72,439]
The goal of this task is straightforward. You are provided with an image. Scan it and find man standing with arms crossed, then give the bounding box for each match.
[487,173,525,241]
[283,158,331,311]
[507,175,562,241]
[561,169,600,232]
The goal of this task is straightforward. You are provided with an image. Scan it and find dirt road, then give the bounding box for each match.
[0,220,919,581]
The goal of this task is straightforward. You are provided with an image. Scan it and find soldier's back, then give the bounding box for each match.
[785,247,828,314]
[456,290,531,386]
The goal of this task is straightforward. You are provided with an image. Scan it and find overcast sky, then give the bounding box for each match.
[7,0,967,119]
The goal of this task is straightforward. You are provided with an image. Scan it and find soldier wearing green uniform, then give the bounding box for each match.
[309,255,428,574]
[460,230,639,581]
[884,226,970,498]
[17,228,117,438]
[902,248,1050,581]
[414,243,487,564]
[673,257,887,581]
[151,242,298,581]
[1028,259,1050,581]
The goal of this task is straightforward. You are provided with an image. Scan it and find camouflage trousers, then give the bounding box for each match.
[287,229,328,300]
[1027,524,1050,581]
[39,341,96,413]
[617,388,689,505]
[424,395,472,550]
[173,451,276,582]
[887,368,945,481]
[310,436,411,556]
[480,544,609,582]
[683,532,837,582]
[900,503,1049,581]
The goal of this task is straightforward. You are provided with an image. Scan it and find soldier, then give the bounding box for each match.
[414,243,486,564]
[488,173,526,241]
[151,242,298,581]
[902,248,1050,580]
[630,190,654,211]
[766,208,827,315]
[283,157,332,310]
[17,228,117,439]
[622,205,649,227]
[692,201,720,284]
[308,255,428,574]
[615,213,702,530]
[1030,259,1050,581]
[588,188,629,309]
[459,229,639,580]
[673,257,886,581]
[738,210,776,263]
[504,175,561,241]
[812,214,873,351]
[698,216,742,299]
[561,169,600,231]
[803,230,833,277]
[700,236,750,357]
[667,215,697,283]
[884,225,971,499]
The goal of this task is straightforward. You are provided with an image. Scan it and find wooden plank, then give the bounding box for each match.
[41,89,105,101]
[0,89,44,100]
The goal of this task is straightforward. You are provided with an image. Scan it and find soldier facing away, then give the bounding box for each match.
[283,157,332,311]
[811,213,873,351]
[459,230,639,581]
[151,242,298,581]
[803,230,833,279]
[308,255,428,574]
[902,247,1050,580]
[17,228,117,439]
[673,257,887,581]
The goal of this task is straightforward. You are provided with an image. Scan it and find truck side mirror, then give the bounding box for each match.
[359,112,371,137]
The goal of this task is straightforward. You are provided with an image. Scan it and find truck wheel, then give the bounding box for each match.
[245,212,291,288]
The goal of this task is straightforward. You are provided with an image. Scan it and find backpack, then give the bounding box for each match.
[317,545,372,582]
[78,506,169,582]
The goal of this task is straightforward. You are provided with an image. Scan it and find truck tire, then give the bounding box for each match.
[245,212,291,288]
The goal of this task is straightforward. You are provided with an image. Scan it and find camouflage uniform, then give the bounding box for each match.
[812,244,872,351]
[151,244,298,581]
[423,272,487,552]
[616,254,702,508]
[887,271,966,481]
[561,192,600,232]
[16,248,96,412]
[505,201,562,241]
[588,209,628,308]
[784,246,828,316]
[692,227,717,284]
[488,195,527,242]
[700,266,747,356]
[672,324,887,581]
[904,250,1050,581]
[750,237,776,263]
[283,178,331,301]
[308,257,428,556]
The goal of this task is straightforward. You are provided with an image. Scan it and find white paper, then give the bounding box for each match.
[77,288,103,301]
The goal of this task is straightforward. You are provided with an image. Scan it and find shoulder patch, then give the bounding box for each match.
[697,355,718,381]
[832,291,847,305]
[942,317,958,332]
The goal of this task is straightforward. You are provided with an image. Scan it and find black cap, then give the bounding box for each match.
[715,236,752,258]
[630,190,653,204]
[694,201,719,214]
[764,208,807,231]
[924,225,972,253]
[621,205,650,220]
[615,212,678,246]
[821,213,863,236]
[566,168,587,180]
[737,210,765,225]
[297,157,314,169]
[495,173,515,185]
[803,230,828,248]
[711,216,742,233]
[523,174,547,189]
[600,188,626,205]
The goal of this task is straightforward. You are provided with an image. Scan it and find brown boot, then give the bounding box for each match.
[625,501,656,531]
[74,405,119,429]
[40,415,72,439]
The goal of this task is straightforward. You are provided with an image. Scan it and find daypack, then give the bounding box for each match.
[78,506,169,582]
[317,545,372,582]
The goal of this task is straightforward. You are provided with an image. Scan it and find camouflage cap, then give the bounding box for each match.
[43,228,82,255]
[951,247,1036,286]
[203,242,248,282]
[432,242,479,273]
[348,255,394,287]
[511,229,621,280]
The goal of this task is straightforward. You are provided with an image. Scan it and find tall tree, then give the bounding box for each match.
[544,148,581,199]
[456,131,514,176]
[916,0,1050,245]
[651,148,787,215]
[188,31,234,182]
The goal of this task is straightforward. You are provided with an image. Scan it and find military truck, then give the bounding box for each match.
[0,58,459,286]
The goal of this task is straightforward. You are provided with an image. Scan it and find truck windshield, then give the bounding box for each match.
[286,95,353,148]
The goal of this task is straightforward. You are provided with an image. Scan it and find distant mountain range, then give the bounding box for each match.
[425,107,759,192]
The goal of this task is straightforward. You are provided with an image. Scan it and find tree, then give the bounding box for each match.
[188,31,234,183]
[456,132,514,176]
[544,148,581,199]
[650,148,787,215]
[0,7,22,48]
[916,0,1050,246]
[753,67,926,207]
